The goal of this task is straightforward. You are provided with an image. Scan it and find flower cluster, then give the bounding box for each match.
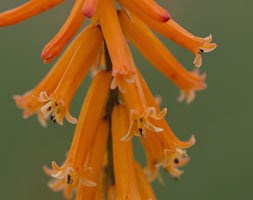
[0,0,216,199]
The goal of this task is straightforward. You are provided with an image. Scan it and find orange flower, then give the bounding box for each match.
[39,25,103,125]
[97,0,136,92]
[120,74,167,141]
[138,71,195,180]
[74,120,108,199]
[112,104,141,199]
[13,24,91,126]
[44,70,111,198]
[15,24,103,125]
[119,10,207,103]
[1,0,216,199]
[143,18,217,68]
[135,162,157,200]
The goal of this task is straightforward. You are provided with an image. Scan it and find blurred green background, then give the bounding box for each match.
[0,0,252,199]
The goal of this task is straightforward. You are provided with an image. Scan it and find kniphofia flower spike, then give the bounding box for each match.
[1,0,216,199]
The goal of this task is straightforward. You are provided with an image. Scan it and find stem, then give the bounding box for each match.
[104,40,112,72]
[104,40,118,198]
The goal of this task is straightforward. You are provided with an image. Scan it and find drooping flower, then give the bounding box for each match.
[98,0,137,92]
[119,10,208,103]
[1,0,216,199]
[111,104,142,199]
[44,70,111,198]
[14,24,103,125]
[120,74,167,141]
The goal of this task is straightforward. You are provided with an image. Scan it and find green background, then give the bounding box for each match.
[0,0,252,199]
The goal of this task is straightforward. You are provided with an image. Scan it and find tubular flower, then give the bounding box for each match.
[1,0,216,199]
[120,74,167,141]
[44,70,111,199]
[119,10,207,103]
[14,24,103,125]
[98,0,136,92]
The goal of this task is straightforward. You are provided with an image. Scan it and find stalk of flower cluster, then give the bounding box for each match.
[103,44,118,197]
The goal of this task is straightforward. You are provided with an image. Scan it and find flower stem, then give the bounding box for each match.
[104,40,118,198]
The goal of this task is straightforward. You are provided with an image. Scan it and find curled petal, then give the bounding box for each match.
[37,111,47,127]
[194,34,217,67]
[52,168,70,179]
[200,34,217,53]
[48,179,66,192]
[121,129,134,142]
[144,121,163,133]
[111,74,135,93]
[65,110,78,124]
[174,135,196,149]
[177,90,196,104]
[193,53,203,68]
[146,107,167,120]
[38,91,51,102]
[80,177,97,187]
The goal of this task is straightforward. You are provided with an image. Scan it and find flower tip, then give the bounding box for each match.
[41,47,58,64]
[82,0,99,18]
[188,135,196,146]
[177,90,196,104]
[13,94,23,108]
[161,11,172,22]
[154,95,162,106]
[22,113,29,119]
[52,161,61,171]
[0,14,12,27]
[202,34,217,52]
[12,94,20,100]
[38,112,48,127]
[194,34,217,67]
[171,170,184,180]
[43,165,53,176]
[82,6,95,18]
[161,107,167,117]
[41,52,54,64]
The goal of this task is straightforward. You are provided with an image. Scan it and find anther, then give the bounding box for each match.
[67,174,73,184]
[50,115,56,123]
[174,158,179,164]
[47,106,52,111]
[103,114,108,120]
[199,49,204,53]
[138,128,144,137]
